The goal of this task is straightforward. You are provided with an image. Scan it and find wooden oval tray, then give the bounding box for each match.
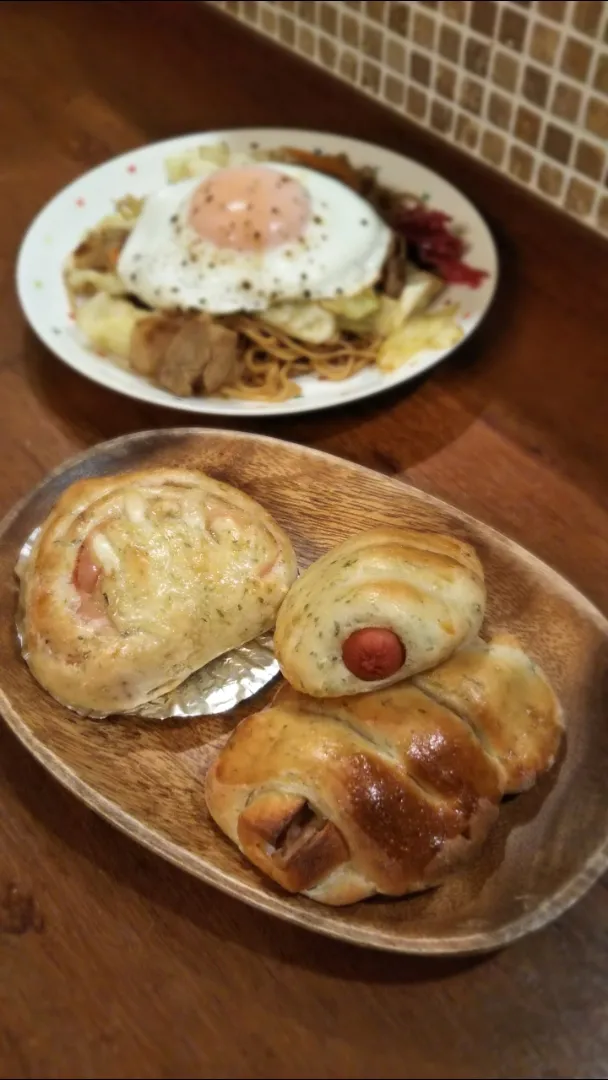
[0,428,606,955]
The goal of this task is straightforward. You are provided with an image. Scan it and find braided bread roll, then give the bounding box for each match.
[274,527,485,697]
[16,467,297,716]
[205,635,562,906]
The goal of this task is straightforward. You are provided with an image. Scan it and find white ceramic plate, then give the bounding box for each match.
[16,128,498,418]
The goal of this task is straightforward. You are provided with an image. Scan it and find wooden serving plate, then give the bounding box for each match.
[0,428,606,955]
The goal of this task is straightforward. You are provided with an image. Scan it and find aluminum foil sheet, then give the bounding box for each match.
[16,526,279,720]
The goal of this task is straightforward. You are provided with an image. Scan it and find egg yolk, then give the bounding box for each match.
[188,166,311,252]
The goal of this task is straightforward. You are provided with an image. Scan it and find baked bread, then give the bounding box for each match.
[414,633,564,794]
[206,635,562,906]
[16,467,297,716]
[274,527,485,697]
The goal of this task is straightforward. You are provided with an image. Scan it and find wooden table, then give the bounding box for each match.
[1,3,607,1077]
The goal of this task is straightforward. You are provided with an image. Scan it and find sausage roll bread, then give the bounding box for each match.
[274,527,485,697]
[206,635,563,905]
[16,468,297,716]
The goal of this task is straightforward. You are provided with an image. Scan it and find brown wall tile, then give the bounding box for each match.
[515,106,541,146]
[338,49,358,81]
[318,35,336,67]
[538,163,564,198]
[551,82,582,123]
[465,40,490,79]
[442,1,466,24]
[388,2,409,36]
[509,146,534,184]
[537,1,567,20]
[523,66,549,108]
[439,24,461,64]
[492,51,519,93]
[407,85,428,120]
[320,3,337,36]
[481,130,506,168]
[564,178,595,218]
[436,63,456,101]
[260,7,277,34]
[363,23,382,59]
[573,1,603,37]
[342,13,360,47]
[361,60,381,93]
[298,25,315,57]
[574,141,605,182]
[561,38,592,83]
[499,8,527,53]
[530,23,560,68]
[411,52,431,87]
[298,1,316,24]
[461,77,484,116]
[365,1,387,23]
[279,13,295,45]
[471,1,498,37]
[455,114,480,151]
[594,56,608,97]
[385,74,404,106]
[386,39,406,74]
[488,92,512,131]
[413,11,435,49]
[430,99,454,134]
[218,0,608,238]
[543,123,573,165]
[585,98,608,140]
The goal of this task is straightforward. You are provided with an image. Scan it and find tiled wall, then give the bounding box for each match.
[210,1,608,237]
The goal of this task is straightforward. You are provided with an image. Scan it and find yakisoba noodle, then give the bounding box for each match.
[220,315,381,402]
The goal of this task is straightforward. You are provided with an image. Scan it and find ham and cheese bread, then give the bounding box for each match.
[16,467,297,716]
[274,527,485,697]
[206,635,562,906]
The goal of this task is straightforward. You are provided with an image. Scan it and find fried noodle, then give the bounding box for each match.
[220,315,380,402]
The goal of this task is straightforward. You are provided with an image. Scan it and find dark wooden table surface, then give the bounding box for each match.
[1,2,607,1078]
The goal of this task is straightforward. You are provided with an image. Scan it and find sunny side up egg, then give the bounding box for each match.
[117,161,393,315]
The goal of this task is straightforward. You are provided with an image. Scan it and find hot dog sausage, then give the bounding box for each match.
[341,628,405,681]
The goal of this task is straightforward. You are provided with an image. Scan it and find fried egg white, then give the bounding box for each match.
[117,161,392,315]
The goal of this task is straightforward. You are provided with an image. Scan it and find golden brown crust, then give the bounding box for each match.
[206,635,563,906]
[16,467,297,716]
[206,677,503,905]
[414,633,564,793]
[274,527,486,697]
